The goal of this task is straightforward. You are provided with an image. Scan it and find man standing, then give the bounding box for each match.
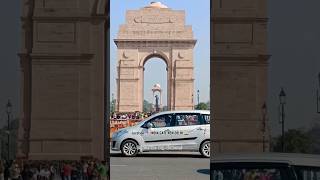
[97,161,108,180]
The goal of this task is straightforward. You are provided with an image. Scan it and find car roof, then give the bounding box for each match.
[153,110,210,116]
[135,110,210,126]
[211,153,320,167]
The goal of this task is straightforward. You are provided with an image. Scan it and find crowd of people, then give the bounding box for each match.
[0,159,108,180]
[110,112,152,120]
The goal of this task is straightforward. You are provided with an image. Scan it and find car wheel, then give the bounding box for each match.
[200,141,210,158]
[121,140,138,157]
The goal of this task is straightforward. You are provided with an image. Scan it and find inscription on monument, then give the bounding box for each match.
[37,23,76,43]
[214,24,253,43]
[44,0,79,9]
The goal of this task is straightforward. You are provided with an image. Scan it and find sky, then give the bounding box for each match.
[110,0,211,105]
[267,0,320,135]
[0,0,320,136]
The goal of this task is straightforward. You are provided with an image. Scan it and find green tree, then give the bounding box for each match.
[143,100,153,112]
[307,123,320,154]
[110,99,116,113]
[0,118,19,160]
[272,129,312,153]
[195,102,209,110]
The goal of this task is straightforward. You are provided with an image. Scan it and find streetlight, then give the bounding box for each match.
[261,102,267,152]
[279,88,286,152]
[6,100,12,161]
[317,72,320,113]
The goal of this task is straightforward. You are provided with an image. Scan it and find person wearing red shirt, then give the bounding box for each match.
[63,162,72,180]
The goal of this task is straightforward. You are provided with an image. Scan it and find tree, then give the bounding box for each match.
[307,123,320,154]
[272,129,312,153]
[0,118,19,160]
[206,101,210,110]
[195,102,209,110]
[110,99,116,113]
[143,100,153,112]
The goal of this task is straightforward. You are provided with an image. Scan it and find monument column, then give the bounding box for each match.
[211,0,270,153]
[18,0,108,160]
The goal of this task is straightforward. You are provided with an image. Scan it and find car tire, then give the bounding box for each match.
[200,141,210,158]
[121,140,139,157]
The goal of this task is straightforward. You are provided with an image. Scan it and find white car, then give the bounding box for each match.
[111,110,210,157]
[211,153,320,180]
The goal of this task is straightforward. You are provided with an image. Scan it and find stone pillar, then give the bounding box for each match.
[18,0,108,160]
[211,0,270,154]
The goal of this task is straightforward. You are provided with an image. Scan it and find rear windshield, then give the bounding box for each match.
[212,163,292,180]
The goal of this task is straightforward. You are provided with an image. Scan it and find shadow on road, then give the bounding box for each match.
[197,169,210,175]
[111,152,207,158]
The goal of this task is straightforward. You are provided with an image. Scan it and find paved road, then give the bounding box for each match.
[110,150,210,180]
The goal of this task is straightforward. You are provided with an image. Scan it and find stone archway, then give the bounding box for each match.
[142,55,168,111]
[114,2,196,112]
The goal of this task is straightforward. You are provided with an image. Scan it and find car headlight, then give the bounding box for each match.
[113,129,128,138]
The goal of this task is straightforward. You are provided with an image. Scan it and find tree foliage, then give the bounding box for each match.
[307,123,320,154]
[143,100,153,112]
[0,118,19,160]
[195,102,209,110]
[272,129,312,153]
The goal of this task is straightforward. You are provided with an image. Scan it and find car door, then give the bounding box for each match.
[140,114,175,151]
[170,113,204,150]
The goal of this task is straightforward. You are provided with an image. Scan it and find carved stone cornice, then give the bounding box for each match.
[114,39,197,48]
[29,138,92,142]
[29,53,94,65]
[31,16,108,22]
[212,54,271,66]
[30,53,94,59]
[212,17,269,24]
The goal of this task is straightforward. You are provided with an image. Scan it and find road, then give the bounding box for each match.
[110,150,210,180]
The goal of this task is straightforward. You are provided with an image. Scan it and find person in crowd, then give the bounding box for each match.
[21,164,33,180]
[62,162,72,180]
[0,160,4,180]
[71,162,81,180]
[90,163,99,180]
[30,164,39,180]
[97,161,108,180]
[3,160,10,180]
[86,161,94,180]
[39,165,51,180]
[49,163,59,180]
[81,160,89,180]
[9,161,21,180]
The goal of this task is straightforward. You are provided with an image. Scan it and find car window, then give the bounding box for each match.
[212,163,293,180]
[175,114,200,126]
[294,166,320,180]
[148,114,173,128]
[213,168,284,180]
[202,114,210,124]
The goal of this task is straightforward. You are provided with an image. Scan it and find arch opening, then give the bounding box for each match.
[143,56,168,112]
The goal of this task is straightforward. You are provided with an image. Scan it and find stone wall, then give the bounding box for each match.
[18,0,108,160]
[211,0,270,154]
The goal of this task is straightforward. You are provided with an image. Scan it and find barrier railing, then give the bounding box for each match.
[110,119,144,137]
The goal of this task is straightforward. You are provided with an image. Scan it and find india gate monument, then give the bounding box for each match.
[16,0,270,160]
[115,2,196,112]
